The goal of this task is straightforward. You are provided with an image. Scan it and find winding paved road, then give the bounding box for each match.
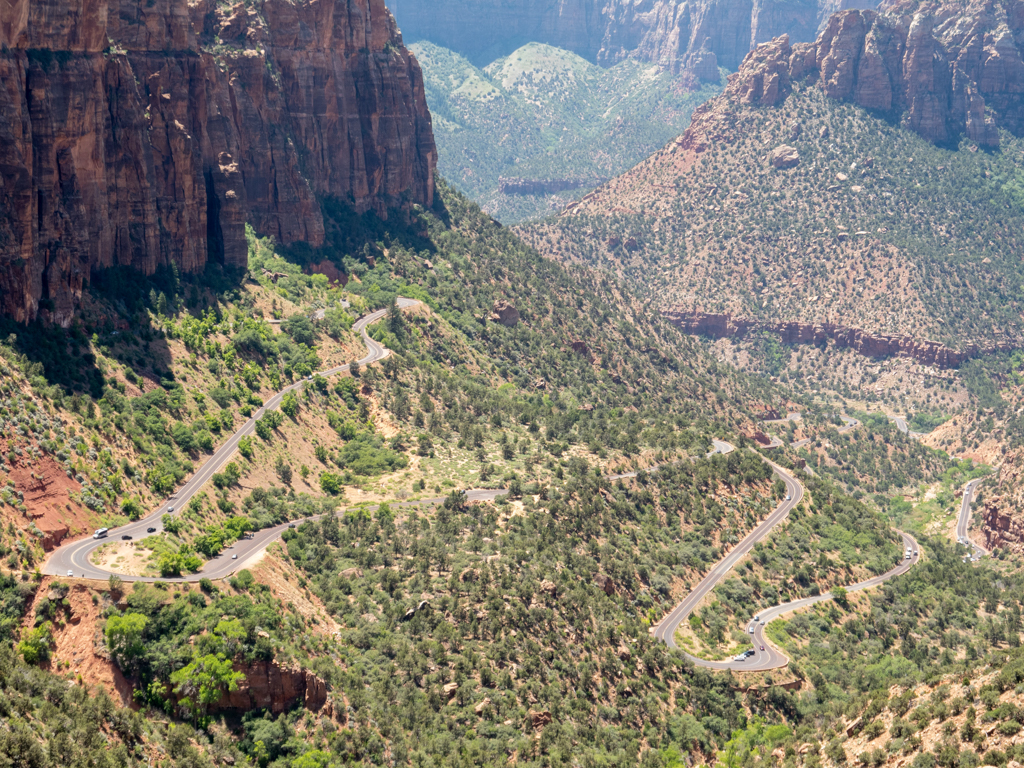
[44,299,421,581]
[653,450,921,670]
[652,457,804,669]
[957,478,987,562]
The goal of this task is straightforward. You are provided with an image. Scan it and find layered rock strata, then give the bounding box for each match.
[724,2,1024,147]
[0,0,436,325]
[661,308,1014,368]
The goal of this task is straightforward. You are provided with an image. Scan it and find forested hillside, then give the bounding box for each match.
[522,81,1024,355]
[414,41,720,222]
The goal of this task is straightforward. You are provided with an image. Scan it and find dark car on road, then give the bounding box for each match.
[146,527,156,533]
[121,534,133,541]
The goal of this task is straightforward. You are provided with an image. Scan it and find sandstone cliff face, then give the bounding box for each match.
[0,0,436,325]
[212,659,333,716]
[722,1,1023,146]
[980,448,1024,553]
[660,308,1010,368]
[388,0,879,74]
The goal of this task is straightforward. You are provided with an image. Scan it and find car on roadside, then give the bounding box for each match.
[67,570,74,577]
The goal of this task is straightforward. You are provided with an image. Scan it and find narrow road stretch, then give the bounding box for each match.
[957,478,987,562]
[44,299,421,582]
[653,455,921,670]
[652,458,804,669]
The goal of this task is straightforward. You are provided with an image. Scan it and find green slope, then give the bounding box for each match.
[413,41,722,223]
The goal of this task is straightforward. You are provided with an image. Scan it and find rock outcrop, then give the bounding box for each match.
[661,308,1008,368]
[489,300,521,327]
[213,659,331,716]
[0,0,436,324]
[980,448,1024,553]
[767,144,800,167]
[719,2,1023,147]
[389,0,880,75]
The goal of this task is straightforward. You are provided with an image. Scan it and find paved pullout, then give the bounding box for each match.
[44,299,421,581]
[957,478,988,562]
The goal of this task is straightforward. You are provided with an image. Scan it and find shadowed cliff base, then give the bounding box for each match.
[662,309,1016,370]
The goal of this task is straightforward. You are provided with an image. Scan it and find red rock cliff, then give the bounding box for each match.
[661,308,1011,368]
[720,0,1023,146]
[0,0,436,325]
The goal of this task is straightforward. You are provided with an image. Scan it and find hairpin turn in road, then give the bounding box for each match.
[652,455,921,671]
[43,299,421,582]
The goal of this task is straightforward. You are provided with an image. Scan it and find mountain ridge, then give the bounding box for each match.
[389,0,882,77]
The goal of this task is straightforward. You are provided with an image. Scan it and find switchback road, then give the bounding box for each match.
[44,299,420,581]
[653,450,921,670]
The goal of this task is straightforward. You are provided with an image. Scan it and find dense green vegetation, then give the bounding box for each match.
[793,412,950,494]
[761,542,1024,768]
[267,448,789,766]
[413,41,721,223]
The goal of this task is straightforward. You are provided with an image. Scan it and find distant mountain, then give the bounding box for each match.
[521,5,1024,364]
[413,41,720,222]
[391,0,880,79]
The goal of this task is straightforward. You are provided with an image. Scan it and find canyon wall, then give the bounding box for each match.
[661,308,1016,368]
[0,0,436,325]
[724,1,1024,147]
[388,0,879,74]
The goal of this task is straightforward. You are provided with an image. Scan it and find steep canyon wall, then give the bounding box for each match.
[388,0,880,74]
[0,0,436,325]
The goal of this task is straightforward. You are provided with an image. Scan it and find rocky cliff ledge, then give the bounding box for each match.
[721,1,1023,148]
[389,0,879,76]
[661,308,1011,368]
[0,0,436,325]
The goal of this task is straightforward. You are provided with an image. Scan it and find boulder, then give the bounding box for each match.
[528,710,553,728]
[594,574,616,596]
[768,145,800,169]
[489,300,520,327]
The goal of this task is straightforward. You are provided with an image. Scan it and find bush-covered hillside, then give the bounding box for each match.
[413,41,721,223]
[522,84,1024,352]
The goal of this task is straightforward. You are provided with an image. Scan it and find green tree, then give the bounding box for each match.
[105,613,148,673]
[121,497,144,521]
[238,436,254,459]
[320,472,342,495]
[281,391,299,419]
[170,653,244,724]
[17,622,53,665]
[282,315,316,346]
[832,586,850,609]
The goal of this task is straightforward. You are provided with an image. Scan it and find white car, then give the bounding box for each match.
[67,570,74,577]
